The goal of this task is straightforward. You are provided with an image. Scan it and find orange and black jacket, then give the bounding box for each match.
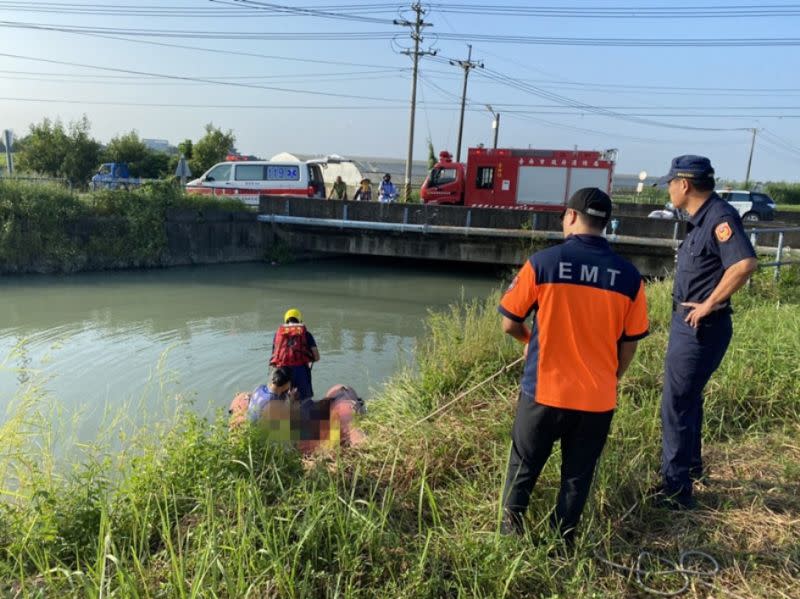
[499,234,649,413]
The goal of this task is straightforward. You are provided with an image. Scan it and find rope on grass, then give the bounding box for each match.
[594,549,748,598]
[398,356,525,436]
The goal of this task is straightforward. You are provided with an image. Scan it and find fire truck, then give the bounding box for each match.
[421,147,616,210]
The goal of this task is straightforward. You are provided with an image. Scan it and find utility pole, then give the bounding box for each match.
[395,3,435,202]
[450,45,483,162]
[745,128,757,186]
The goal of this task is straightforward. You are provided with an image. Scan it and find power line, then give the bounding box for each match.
[426,3,800,18]
[434,32,800,47]
[5,20,800,46]
[210,0,396,25]
[465,62,752,132]
[0,24,399,70]
[0,1,402,17]
[0,51,402,102]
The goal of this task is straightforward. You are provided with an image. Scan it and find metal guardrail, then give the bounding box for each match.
[748,226,800,280]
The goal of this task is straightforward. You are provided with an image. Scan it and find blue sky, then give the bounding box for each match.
[1,0,800,181]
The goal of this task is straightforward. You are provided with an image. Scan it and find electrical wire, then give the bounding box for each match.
[0,51,401,102]
[3,20,800,47]
[427,3,800,19]
[212,0,396,25]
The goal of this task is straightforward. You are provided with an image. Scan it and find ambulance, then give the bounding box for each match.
[186,158,326,206]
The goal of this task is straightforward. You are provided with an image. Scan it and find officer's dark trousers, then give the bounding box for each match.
[661,310,732,498]
[503,394,613,539]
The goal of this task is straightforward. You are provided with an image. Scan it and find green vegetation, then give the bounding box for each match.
[1,269,798,597]
[0,179,249,273]
[10,118,236,187]
[612,188,668,205]
[14,117,101,186]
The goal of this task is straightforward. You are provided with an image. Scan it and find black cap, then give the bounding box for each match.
[566,187,612,222]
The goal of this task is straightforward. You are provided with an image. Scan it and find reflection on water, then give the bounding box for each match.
[0,260,501,441]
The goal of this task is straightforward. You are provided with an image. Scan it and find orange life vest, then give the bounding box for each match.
[270,323,312,367]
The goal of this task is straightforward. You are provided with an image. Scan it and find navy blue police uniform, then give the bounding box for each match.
[659,158,756,506]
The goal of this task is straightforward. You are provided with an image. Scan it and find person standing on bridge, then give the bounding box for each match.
[498,188,649,544]
[378,173,398,203]
[328,175,348,200]
[353,178,372,202]
[270,308,320,402]
[653,156,757,509]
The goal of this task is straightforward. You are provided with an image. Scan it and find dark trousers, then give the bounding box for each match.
[503,395,613,539]
[661,311,732,499]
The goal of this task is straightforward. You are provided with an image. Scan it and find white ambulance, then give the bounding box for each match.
[186,159,326,206]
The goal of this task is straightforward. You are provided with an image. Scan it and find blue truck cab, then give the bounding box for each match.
[91,162,137,190]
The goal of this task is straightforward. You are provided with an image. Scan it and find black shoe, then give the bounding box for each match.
[500,509,525,536]
[649,485,697,511]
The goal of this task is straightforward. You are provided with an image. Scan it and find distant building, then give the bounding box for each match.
[143,138,171,153]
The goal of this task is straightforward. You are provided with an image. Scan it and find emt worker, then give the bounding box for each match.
[654,156,757,509]
[498,188,649,543]
[270,308,320,402]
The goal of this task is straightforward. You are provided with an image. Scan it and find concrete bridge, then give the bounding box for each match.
[256,197,686,276]
[255,197,798,277]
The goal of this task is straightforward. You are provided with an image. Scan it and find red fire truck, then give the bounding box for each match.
[421,147,616,210]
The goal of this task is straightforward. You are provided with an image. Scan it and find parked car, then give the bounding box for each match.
[647,202,686,220]
[648,190,776,223]
[716,190,776,222]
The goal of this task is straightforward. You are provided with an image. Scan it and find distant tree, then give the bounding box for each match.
[103,131,170,179]
[104,131,148,174]
[191,123,235,176]
[15,117,70,177]
[177,138,193,160]
[427,138,436,170]
[60,116,101,186]
[16,116,100,185]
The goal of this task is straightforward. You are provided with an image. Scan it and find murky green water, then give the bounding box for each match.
[0,260,501,441]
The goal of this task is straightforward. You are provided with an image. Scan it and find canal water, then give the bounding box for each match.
[0,260,502,442]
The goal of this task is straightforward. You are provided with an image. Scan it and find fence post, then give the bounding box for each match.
[775,231,785,282]
[465,209,472,231]
[531,212,539,231]
[673,221,679,240]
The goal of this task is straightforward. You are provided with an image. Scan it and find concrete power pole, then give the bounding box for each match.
[395,3,435,202]
[451,45,483,163]
[745,128,757,187]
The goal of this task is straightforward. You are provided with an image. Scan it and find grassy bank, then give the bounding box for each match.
[0,180,249,273]
[1,270,799,598]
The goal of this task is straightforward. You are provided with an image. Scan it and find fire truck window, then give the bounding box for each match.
[431,167,457,186]
[476,167,494,189]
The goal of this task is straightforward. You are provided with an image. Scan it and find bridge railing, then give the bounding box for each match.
[748,226,800,281]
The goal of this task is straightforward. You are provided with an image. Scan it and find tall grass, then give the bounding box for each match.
[0,179,250,273]
[1,270,798,597]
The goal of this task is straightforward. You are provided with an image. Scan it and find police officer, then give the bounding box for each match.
[499,188,649,543]
[654,156,757,509]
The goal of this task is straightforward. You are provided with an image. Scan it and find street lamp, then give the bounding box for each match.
[485,105,499,149]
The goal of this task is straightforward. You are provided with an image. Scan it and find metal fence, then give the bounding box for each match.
[0,175,71,188]
[748,226,800,280]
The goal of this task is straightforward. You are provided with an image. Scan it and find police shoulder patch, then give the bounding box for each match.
[715,222,733,243]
